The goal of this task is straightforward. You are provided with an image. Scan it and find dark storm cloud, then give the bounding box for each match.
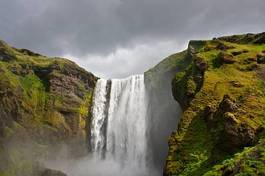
[0,0,265,77]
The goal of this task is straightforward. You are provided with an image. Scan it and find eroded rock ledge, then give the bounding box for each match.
[165,32,265,176]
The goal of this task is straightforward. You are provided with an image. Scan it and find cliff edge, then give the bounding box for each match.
[164,32,265,175]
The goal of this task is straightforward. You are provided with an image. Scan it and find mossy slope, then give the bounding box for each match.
[164,32,265,176]
[0,40,97,176]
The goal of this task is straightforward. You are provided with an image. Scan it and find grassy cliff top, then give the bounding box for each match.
[164,32,265,176]
[0,39,97,176]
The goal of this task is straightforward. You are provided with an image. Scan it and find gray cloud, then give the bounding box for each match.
[0,0,265,77]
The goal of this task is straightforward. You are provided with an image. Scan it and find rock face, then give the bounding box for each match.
[164,32,265,176]
[218,52,235,64]
[0,40,97,175]
[205,95,257,151]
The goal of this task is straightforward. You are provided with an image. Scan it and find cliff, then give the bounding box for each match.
[0,31,265,176]
[0,40,97,175]
[164,32,265,175]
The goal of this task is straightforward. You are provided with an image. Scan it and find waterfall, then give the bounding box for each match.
[90,79,108,157]
[90,74,150,175]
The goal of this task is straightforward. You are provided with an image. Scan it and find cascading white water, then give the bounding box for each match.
[90,79,108,157]
[90,74,150,175]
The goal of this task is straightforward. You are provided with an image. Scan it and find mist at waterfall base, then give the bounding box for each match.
[44,74,180,176]
[88,75,156,176]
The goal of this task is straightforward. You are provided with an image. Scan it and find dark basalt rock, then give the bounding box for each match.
[19,48,41,57]
[253,32,265,44]
[218,32,265,44]
[231,50,248,56]
[245,57,257,62]
[257,54,265,64]
[231,51,243,56]
[41,168,67,176]
[218,52,235,64]
[216,43,235,51]
[205,95,258,151]
[219,95,238,112]
[0,50,15,62]
[224,115,256,147]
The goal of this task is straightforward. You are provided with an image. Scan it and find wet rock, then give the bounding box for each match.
[41,168,67,176]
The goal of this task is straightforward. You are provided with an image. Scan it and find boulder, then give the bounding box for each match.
[224,119,256,148]
[218,52,235,64]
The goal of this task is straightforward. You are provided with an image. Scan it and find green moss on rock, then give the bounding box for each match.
[165,33,265,176]
[0,40,97,175]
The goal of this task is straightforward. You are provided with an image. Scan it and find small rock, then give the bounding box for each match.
[242,49,249,53]
[246,64,258,71]
[229,81,243,87]
[216,43,234,51]
[246,57,256,62]
[257,56,265,64]
[231,51,242,56]
[257,53,265,59]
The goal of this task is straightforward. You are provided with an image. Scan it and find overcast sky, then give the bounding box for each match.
[0,0,265,78]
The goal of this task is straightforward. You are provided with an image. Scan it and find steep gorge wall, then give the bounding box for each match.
[164,33,265,176]
[144,50,189,171]
[0,40,97,176]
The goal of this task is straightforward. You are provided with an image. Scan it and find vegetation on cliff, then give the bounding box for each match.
[165,32,265,175]
[0,40,97,176]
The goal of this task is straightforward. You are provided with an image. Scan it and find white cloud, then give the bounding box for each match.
[63,39,187,79]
